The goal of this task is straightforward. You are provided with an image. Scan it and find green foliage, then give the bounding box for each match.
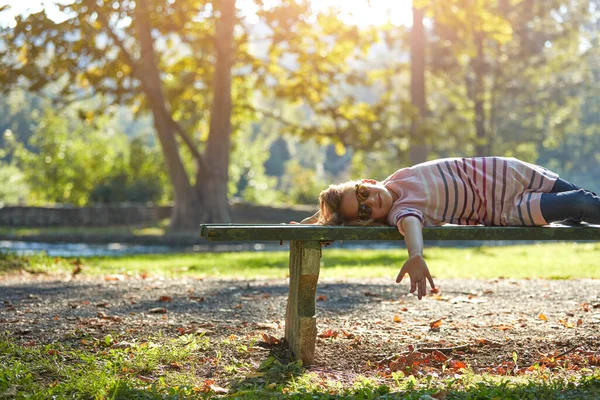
[229,125,280,205]
[0,0,598,210]
[278,159,323,205]
[0,163,29,204]
[90,137,170,204]
[10,110,169,205]
[0,90,45,158]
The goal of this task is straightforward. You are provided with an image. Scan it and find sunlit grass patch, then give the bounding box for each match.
[1,332,599,399]
[2,242,600,280]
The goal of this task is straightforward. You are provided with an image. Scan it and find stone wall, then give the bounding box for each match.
[0,202,317,227]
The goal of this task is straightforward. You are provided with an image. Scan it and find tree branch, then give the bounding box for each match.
[90,7,140,77]
[91,3,208,173]
[168,116,208,172]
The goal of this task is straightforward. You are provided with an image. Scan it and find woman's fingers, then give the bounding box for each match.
[427,274,436,290]
[420,279,427,299]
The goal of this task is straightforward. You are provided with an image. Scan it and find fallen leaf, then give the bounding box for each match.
[393,315,402,323]
[341,329,355,339]
[137,375,153,383]
[538,314,548,321]
[318,329,339,338]
[260,332,280,346]
[210,385,228,394]
[495,324,513,331]
[317,295,327,301]
[169,362,183,370]
[431,294,447,301]
[559,319,574,328]
[158,296,172,302]
[429,319,443,329]
[449,360,467,371]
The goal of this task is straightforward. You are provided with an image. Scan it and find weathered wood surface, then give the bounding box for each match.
[285,241,320,365]
[201,224,600,242]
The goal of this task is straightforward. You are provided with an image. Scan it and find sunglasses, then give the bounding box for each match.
[355,183,372,221]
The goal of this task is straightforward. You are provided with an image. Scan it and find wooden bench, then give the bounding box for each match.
[200,224,600,365]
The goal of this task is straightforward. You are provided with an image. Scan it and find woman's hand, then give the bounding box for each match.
[396,254,435,300]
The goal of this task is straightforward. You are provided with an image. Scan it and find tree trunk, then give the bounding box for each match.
[409,5,428,165]
[473,31,488,156]
[196,0,235,223]
[135,0,203,231]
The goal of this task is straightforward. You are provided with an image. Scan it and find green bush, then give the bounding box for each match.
[0,163,29,204]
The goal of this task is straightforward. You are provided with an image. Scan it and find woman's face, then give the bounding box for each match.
[340,180,394,222]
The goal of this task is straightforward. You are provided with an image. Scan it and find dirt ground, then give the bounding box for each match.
[1,272,600,378]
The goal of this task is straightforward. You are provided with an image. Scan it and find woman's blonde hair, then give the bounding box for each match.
[315,180,386,226]
[316,180,356,225]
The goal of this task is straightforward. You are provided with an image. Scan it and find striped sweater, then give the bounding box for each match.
[383,157,558,232]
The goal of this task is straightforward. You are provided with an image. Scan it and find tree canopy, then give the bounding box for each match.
[1,0,598,218]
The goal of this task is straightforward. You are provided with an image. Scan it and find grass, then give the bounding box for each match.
[2,242,600,280]
[1,332,599,399]
[1,243,600,398]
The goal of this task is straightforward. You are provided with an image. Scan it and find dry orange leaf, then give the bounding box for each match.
[495,324,512,331]
[559,319,574,328]
[429,319,443,329]
[450,360,467,371]
[158,296,172,302]
[317,295,327,301]
[318,329,339,338]
[393,315,402,323]
[137,375,153,383]
[260,332,281,345]
[538,313,548,321]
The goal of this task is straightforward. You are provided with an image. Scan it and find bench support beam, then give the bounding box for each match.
[285,240,321,365]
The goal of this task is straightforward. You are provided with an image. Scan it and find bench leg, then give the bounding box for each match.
[285,240,321,365]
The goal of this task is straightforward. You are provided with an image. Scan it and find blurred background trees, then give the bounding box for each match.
[0,0,598,229]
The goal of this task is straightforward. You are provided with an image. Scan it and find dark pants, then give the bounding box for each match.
[540,178,600,225]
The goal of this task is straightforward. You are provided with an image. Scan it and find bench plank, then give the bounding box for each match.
[201,224,600,242]
[285,241,320,365]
